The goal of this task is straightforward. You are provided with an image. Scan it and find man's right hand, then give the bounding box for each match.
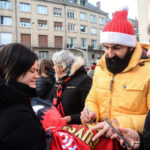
[111,127,140,150]
[80,108,96,124]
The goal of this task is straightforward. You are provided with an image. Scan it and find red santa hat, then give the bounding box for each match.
[101,6,136,47]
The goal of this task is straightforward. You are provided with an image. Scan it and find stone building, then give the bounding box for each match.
[138,0,150,44]
[0,0,109,65]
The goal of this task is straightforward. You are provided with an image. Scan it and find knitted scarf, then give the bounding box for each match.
[53,76,71,117]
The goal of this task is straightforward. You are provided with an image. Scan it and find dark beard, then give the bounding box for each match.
[106,48,134,74]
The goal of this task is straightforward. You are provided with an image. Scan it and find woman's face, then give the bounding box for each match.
[17,61,39,88]
[53,62,65,79]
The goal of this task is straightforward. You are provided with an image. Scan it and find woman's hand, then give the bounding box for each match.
[147,48,150,57]
[61,116,71,123]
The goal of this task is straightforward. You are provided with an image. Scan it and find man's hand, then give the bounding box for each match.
[80,108,96,124]
[111,127,140,150]
[90,121,115,141]
[61,116,71,123]
[147,48,150,57]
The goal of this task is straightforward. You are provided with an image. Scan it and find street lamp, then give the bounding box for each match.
[15,0,18,43]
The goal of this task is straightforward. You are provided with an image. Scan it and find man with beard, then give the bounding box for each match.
[80,6,150,145]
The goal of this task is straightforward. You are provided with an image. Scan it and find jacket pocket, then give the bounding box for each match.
[125,81,144,90]
[118,81,145,112]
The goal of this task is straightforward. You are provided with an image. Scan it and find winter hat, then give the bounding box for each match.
[100,6,136,47]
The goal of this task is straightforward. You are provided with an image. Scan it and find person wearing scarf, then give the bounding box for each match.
[49,50,92,124]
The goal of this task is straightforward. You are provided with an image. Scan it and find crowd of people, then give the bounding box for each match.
[0,6,150,150]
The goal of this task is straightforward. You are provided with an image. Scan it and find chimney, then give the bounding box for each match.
[96,1,101,10]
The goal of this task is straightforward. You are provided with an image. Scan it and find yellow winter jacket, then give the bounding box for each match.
[85,42,150,133]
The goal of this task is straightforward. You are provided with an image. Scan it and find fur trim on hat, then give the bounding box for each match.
[101,32,136,47]
[117,5,128,11]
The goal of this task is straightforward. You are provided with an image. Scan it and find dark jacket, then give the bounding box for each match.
[0,79,46,150]
[49,57,92,124]
[140,110,150,150]
[36,69,55,100]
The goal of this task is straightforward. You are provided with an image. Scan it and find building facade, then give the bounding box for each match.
[0,0,108,65]
[138,0,150,44]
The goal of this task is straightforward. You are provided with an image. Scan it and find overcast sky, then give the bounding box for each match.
[88,0,138,19]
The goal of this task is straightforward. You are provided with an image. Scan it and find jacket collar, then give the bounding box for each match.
[0,79,36,107]
[69,56,84,76]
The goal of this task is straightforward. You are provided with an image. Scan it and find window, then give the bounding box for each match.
[91,40,96,49]
[21,34,31,48]
[39,35,48,47]
[80,0,86,6]
[81,38,87,49]
[37,5,47,15]
[20,3,30,12]
[80,25,87,33]
[68,0,77,4]
[90,15,96,23]
[92,54,95,59]
[100,44,104,50]
[68,24,76,32]
[99,29,102,42]
[0,16,12,26]
[99,17,104,24]
[54,22,62,30]
[38,20,48,29]
[0,1,11,10]
[80,12,86,21]
[0,33,12,45]
[55,36,63,48]
[39,51,48,59]
[99,29,102,34]
[91,28,96,34]
[20,18,30,27]
[67,11,75,19]
[68,37,76,48]
[54,8,62,16]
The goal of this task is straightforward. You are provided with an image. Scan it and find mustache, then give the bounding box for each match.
[106,56,122,64]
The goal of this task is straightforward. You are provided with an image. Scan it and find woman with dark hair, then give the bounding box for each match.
[0,43,48,150]
[36,59,55,100]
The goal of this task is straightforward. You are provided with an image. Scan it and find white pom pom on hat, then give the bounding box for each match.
[117,4,129,11]
[100,5,136,47]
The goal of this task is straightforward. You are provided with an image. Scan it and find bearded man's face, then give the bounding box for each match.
[104,44,134,74]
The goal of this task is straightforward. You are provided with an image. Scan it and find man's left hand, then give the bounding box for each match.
[90,121,114,141]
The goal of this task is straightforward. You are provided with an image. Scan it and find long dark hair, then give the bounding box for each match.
[0,43,38,83]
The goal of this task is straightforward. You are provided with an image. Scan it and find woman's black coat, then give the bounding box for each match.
[0,79,46,150]
[36,69,55,100]
[49,66,92,124]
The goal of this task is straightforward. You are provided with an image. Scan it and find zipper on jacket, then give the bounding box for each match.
[109,74,114,120]
[109,75,114,91]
